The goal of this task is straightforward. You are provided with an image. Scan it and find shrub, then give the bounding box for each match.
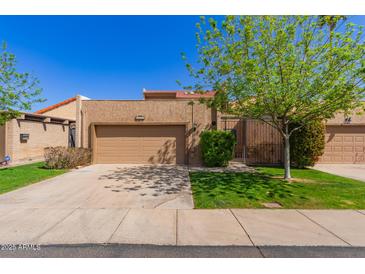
[289,120,325,168]
[200,130,237,167]
[44,146,92,169]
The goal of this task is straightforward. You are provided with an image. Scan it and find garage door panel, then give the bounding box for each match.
[98,156,145,160]
[332,155,343,161]
[356,155,365,161]
[333,146,342,152]
[98,140,141,146]
[319,126,365,163]
[98,149,140,154]
[322,156,331,161]
[333,136,343,142]
[343,155,355,162]
[95,125,185,164]
[343,146,353,152]
[98,142,141,148]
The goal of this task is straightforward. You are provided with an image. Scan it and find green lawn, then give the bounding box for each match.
[0,162,67,195]
[190,167,365,209]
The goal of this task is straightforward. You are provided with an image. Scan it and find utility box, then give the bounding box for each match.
[20,133,30,142]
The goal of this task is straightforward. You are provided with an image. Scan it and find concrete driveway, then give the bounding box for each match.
[0,164,194,210]
[313,164,365,182]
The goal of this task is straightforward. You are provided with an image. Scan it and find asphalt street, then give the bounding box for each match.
[1,244,365,258]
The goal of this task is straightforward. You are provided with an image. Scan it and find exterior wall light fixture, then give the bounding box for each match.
[135,115,145,121]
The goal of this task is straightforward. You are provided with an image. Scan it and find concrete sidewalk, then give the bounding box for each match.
[0,208,365,247]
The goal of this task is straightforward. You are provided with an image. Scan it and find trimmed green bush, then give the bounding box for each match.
[44,146,92,169]
[200,130,237,167]
[289,120,325,168]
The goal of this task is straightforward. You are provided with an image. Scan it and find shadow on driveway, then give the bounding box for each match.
[98,165,191,197]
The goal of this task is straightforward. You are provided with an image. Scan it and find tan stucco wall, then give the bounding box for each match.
[0,125,5,159]
[5,119,70,164]
[41,100,77,120]
[80,100,216,165]
[75,96,83,148]
[326,107,365,125]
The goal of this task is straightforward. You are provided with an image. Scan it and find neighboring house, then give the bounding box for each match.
[0,113,75,165]
[218,108,365,165]
[0,95,90,165]
[72,90,365,166]
[320,107,365,163]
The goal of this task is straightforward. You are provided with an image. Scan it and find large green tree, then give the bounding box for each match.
[183,16,365,179]
[0,42,43,125]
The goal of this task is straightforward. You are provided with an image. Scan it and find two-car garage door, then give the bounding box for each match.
[319,126,365,163]
[94,125,185,164]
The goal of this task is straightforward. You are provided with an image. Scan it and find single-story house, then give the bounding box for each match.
[72,90,365,165]
[2,90,364,166]
[0,95,91,164]
[78,90,216,166]
[0,112,75,165]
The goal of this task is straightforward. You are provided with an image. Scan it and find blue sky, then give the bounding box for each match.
[0,16,205,111]
[0,15,364,111]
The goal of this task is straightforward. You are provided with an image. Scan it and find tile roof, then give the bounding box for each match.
[176,90,215,99]
[34,97,76,114]
[144,90,215,99]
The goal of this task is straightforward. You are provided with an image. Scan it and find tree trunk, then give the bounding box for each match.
[283,124,291,180]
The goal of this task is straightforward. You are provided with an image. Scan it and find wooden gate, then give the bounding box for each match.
[246,120,283,165]
[219,117,283,165]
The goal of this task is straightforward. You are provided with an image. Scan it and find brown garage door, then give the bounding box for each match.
[95,125,185,164]
[319,126,365,163]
